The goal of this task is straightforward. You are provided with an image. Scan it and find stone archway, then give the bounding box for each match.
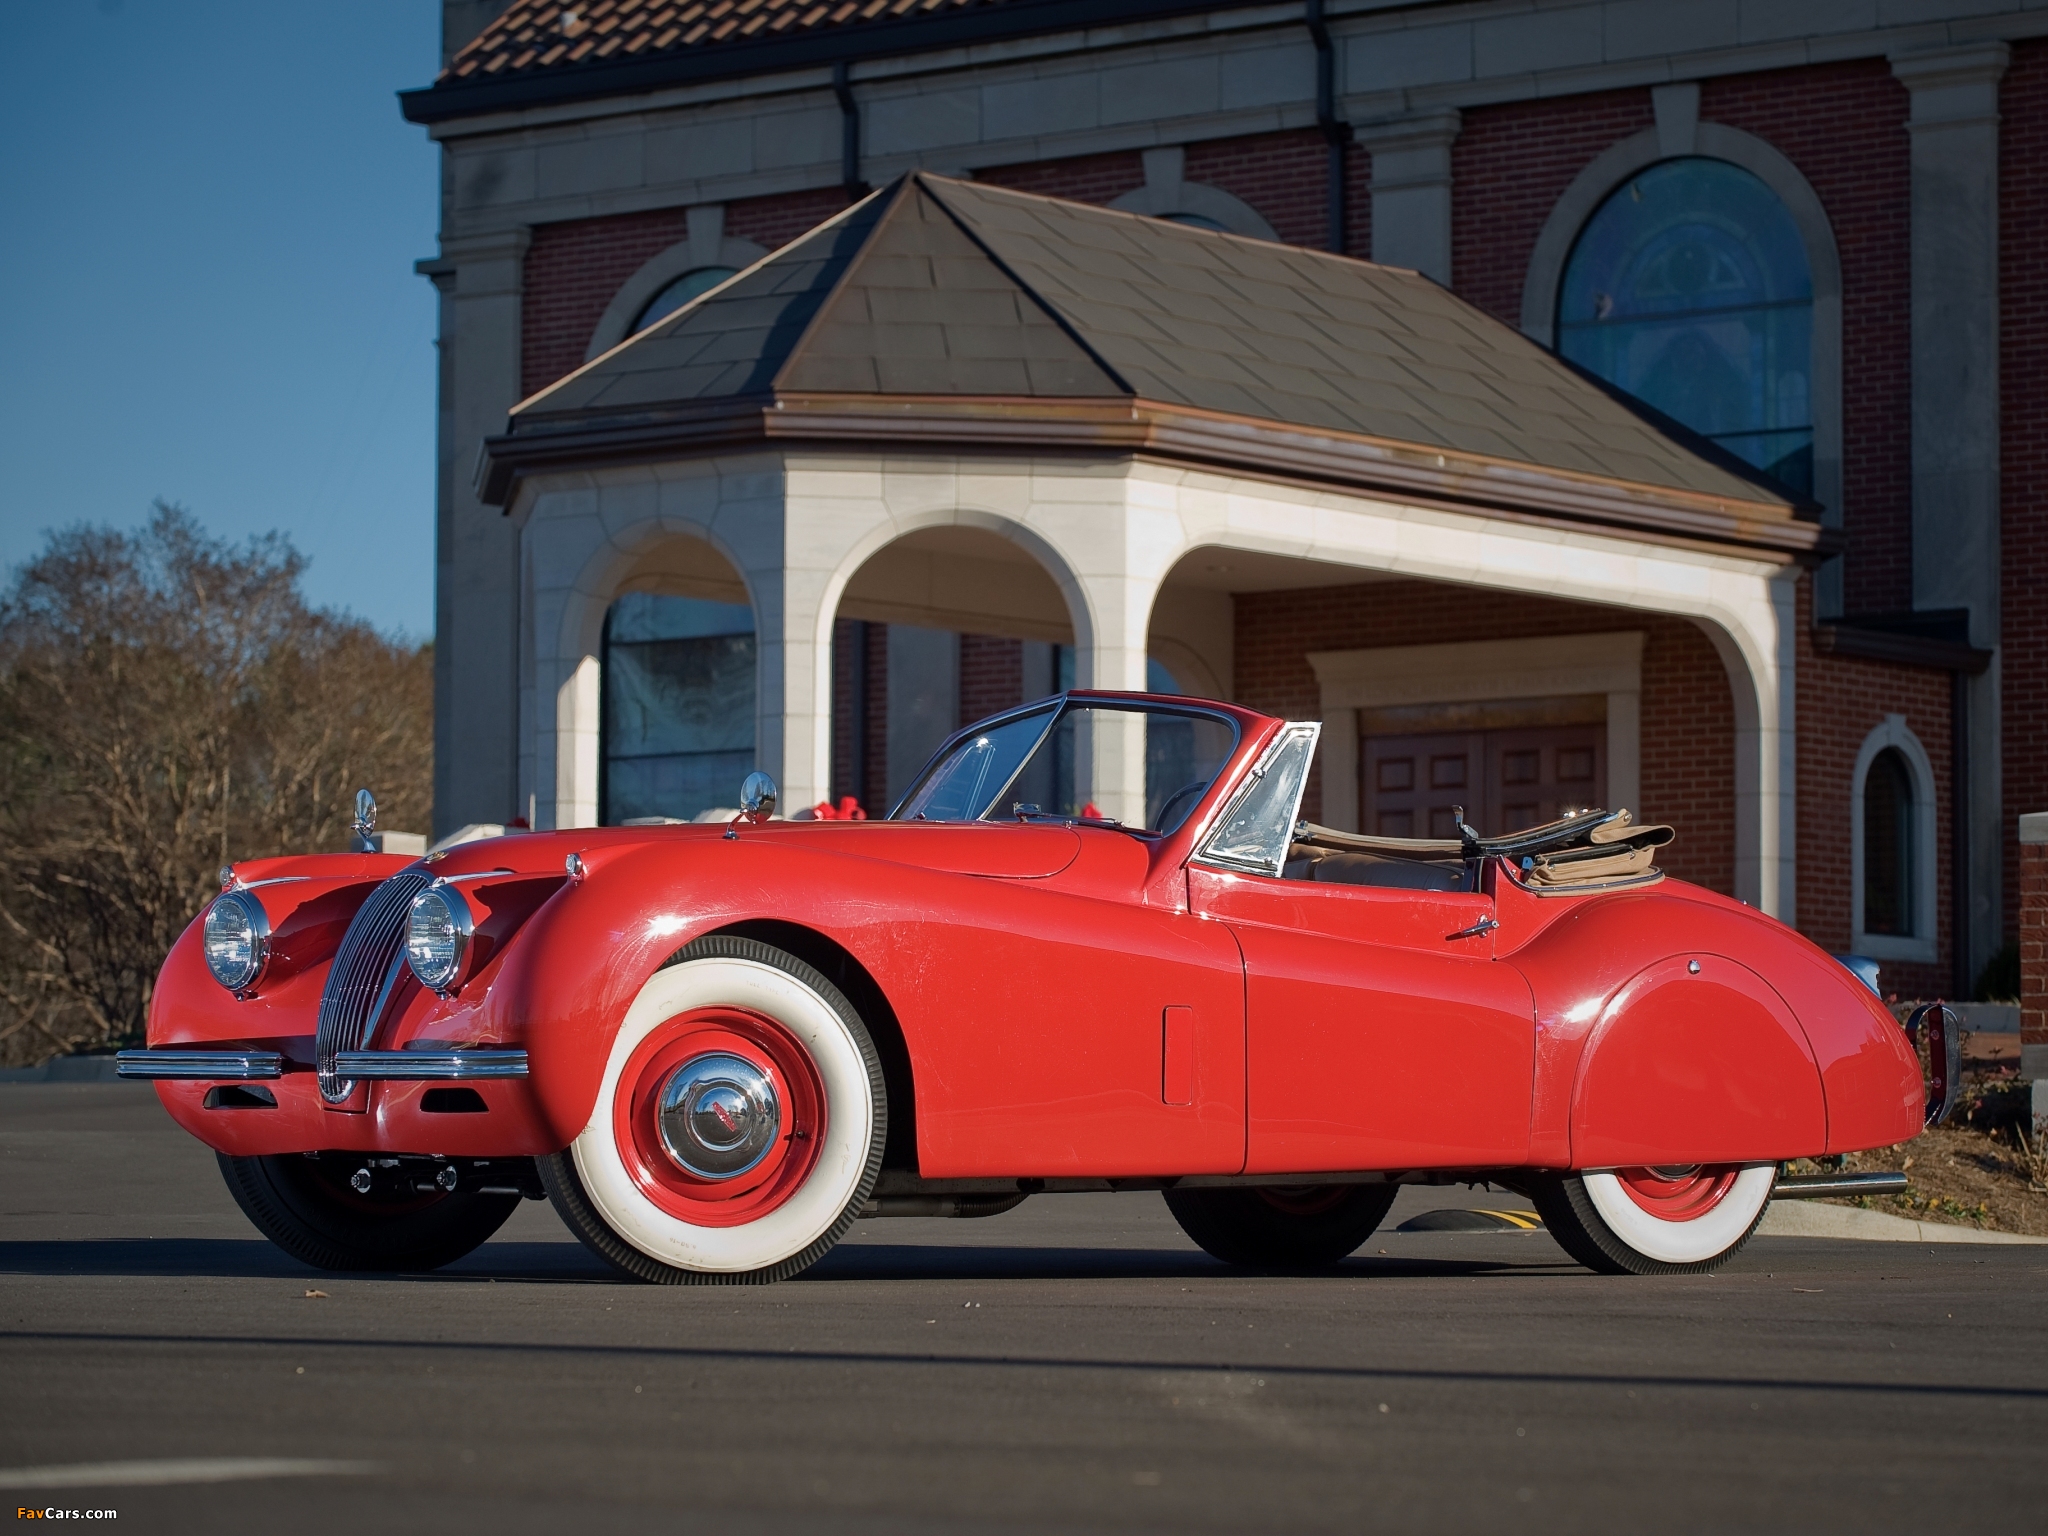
[526,502,757,830]
[819,523,1080,815]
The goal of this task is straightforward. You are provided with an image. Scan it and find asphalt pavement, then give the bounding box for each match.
[3,1082,2043,1534]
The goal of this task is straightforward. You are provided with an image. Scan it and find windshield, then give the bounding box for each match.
[894,703,1239,835]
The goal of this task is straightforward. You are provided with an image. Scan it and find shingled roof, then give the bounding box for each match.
[401,0,1220,123]
[483,174,1821,557]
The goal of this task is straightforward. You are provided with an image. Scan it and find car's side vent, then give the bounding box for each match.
[316,871,432,1104]
[421,1087,488,1113]
[203,1084,277,1109]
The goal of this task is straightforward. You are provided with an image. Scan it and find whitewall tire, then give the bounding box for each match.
[1533,1164,1776,1275]
[539,936,886,1284]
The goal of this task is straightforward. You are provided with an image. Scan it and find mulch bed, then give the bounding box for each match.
[1782,1077,2048,1238]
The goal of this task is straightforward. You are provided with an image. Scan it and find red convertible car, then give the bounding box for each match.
[122,692,1931,1281]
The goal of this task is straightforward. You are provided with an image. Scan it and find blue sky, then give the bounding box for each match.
[0,2,443,638]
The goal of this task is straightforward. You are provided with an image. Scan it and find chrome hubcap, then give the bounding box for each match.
[657,1053,780,1179]
[1645,1164,1704,1182]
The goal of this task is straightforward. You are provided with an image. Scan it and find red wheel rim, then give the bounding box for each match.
[1612,1165,1741,1222]
[612,1007,826,1228]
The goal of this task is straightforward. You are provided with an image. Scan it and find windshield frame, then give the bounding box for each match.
[887,692,1246,836]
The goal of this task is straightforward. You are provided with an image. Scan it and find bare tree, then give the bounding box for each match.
[0,503,431,1065]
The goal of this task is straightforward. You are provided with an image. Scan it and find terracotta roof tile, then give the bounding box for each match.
[439,0,1016,84]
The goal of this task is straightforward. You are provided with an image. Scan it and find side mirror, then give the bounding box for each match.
[739,771,778,825]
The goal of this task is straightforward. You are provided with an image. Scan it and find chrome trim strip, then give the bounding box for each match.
[1192,720,1322,878]
[430,868,514,885]
[329,1050,528,1080]
[115,1050,283,1081]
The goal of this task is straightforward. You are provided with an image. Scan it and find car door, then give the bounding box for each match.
[870,841,1249,1180]
[1187,724,1534,1175]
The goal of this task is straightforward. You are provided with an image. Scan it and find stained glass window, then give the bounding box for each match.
[1557,158,1814,495]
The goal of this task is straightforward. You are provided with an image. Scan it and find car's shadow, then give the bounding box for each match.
[0,1236,1558,1284]
[803,1241,1556,1282]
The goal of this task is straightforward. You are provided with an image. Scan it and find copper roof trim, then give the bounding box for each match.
[480,392,1830,560]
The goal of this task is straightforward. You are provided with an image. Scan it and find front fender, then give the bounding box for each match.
[498,837,905,1148]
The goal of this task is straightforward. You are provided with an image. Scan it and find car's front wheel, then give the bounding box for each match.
[1163,1183,1398,1269]
[218,1153,520,1272]
[1530,1164,1776,1275]
[540,935,887,1284]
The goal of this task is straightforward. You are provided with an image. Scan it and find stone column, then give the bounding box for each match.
[1355,110,1460,285]
[1891,42,2008,983]
[419,226,530,837]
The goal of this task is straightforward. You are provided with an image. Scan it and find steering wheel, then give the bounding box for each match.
[1152,779,1211,834]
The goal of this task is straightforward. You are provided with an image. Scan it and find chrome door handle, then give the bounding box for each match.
[1445,917,1499,942]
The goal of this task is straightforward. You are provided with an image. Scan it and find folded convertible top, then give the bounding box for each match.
[1292,808,1674,892]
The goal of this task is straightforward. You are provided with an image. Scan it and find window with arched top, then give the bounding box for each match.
[1158,212,1229,233]
[1850,718,1937,964]
[632,266,739,333]
[1861,748,1915,937]
[600,593,755,824]
[1557,158,1814,495]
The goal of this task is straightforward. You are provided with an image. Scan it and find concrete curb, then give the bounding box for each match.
[1759,1199,2047,1244]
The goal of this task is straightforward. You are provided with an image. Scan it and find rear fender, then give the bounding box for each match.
[1570,952,1825,1167]
[1510,882,1918,1166]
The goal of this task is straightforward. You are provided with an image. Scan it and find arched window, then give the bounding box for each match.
[1861,748,1915,937]
[633,266,739,332]
[1850,717,1937,963]
[1557,158,1814,495]
[600,593,754,823]
[1159,212,1229,233]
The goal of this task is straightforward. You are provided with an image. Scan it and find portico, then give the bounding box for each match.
[482,173,1822,916]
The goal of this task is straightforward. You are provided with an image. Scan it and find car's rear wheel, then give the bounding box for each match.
[1163,1183,1398,1269]
[539,935,886,1285]
[218,1153,520,1272]
[1530,1163,1776,1275]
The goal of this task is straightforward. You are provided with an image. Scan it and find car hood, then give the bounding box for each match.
[732,820,1083,878]
[427,820,1085,881]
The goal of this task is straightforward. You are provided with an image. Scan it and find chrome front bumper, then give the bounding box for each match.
[331,1050,528,1079]
[116,1050,282,1080]
[116,1049,527,1081]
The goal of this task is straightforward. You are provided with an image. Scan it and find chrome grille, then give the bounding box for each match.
[315,871,430,1103]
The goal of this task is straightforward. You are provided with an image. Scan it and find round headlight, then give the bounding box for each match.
[202,890,271,994]
[405,884,475,993]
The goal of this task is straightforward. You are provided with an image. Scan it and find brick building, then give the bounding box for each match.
[402,0,2043,999]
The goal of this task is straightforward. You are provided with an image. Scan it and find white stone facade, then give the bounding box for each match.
[508,449,1800,914]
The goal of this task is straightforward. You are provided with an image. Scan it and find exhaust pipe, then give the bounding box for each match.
[1772,1171,1909,1200]
[859,1192,1030,1219]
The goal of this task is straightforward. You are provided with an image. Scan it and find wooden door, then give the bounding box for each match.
[1485,724,1605,833]
[1363,723,1607,839]
[1363,732,1484,839]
